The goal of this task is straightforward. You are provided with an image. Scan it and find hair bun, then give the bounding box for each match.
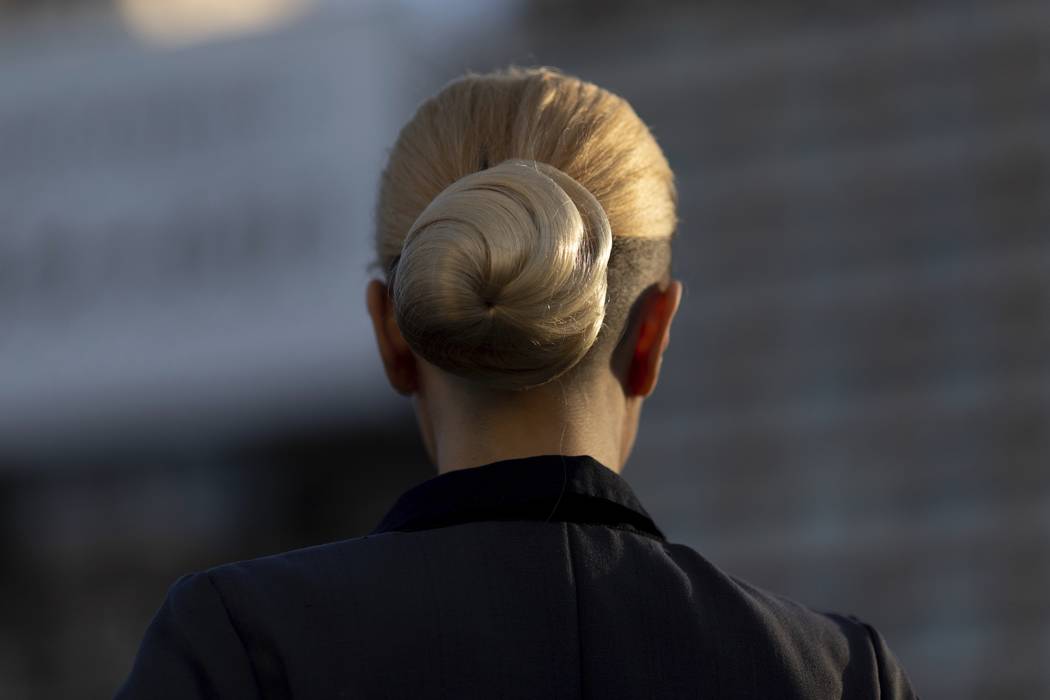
[390,158,613,391]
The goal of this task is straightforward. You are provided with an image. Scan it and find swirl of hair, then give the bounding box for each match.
[390,158,614,391]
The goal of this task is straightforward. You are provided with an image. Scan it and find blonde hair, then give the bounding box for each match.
[374,66,677,391]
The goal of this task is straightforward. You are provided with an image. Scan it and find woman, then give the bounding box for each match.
[116,66,918,699]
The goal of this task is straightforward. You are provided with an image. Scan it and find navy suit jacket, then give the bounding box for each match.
[115,453,918,699]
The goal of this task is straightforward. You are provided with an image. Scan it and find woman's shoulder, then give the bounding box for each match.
[658,539,917,697]
[202,532,399,600]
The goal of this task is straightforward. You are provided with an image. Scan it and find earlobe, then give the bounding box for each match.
[365,279,419,395]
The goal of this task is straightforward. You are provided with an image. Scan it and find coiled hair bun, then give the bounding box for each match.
[390,159,613,391]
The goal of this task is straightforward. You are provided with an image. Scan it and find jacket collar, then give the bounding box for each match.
[370,453,665,541]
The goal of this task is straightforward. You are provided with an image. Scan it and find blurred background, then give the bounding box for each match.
[1,0,1048,697]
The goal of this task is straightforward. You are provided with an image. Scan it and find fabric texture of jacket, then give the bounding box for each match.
[115,453,918,699]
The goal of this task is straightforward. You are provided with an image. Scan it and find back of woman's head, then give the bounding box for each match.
[374,66,677,392]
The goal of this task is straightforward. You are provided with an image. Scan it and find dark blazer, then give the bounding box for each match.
[115,454,918,699]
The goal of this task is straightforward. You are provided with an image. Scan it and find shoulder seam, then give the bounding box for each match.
[203,571,264,698]
[859,620,885,700]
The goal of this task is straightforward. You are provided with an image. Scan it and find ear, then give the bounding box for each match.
[366,279,419,396]
[624,280,683,397]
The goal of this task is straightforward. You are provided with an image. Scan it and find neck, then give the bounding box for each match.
[414,367,635,476]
